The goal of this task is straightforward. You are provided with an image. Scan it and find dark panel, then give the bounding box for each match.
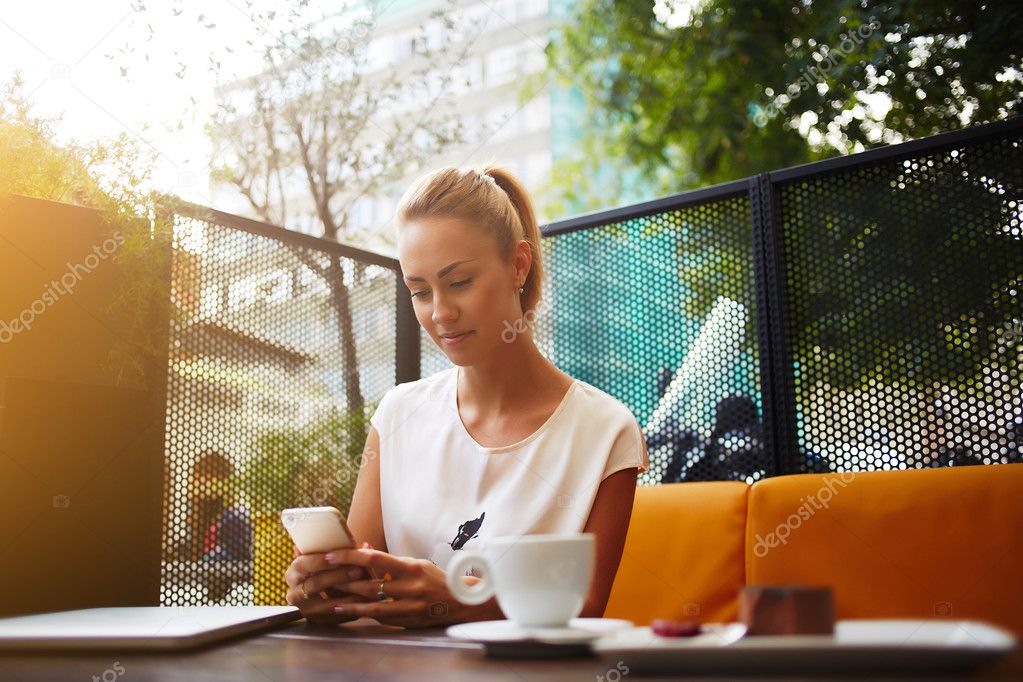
[0,195,169,616]
[160,209,398,606]
[540,194,767,486]
[775,128,1023,472]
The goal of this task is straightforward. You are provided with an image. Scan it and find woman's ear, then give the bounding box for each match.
[513,239,532,285]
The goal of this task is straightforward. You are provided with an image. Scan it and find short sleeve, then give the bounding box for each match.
[370,387,395,434]
[601,412,650,481]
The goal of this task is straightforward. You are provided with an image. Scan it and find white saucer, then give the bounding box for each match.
[446,618,633,645]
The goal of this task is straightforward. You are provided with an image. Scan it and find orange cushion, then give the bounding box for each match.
[746,464,1023,634]
[606,481,748,625]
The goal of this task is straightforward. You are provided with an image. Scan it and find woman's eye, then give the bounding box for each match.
[411,279,470,300]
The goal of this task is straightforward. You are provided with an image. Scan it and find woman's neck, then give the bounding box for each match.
[457,338,568,415]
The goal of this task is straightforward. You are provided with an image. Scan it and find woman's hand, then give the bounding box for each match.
[284,543,377,625]
[318,546,503,628]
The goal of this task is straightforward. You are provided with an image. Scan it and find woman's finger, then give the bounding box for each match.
[285,582,370,608]
[302,566,383,596]
[298,595,369,625]
[327,548,423,580]
[329,576,421,600]
[285,553,332,586]
[285,582,326,606]
[323,547,407,574]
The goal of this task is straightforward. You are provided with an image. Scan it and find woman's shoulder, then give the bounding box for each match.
[382,366,455,403]
[569,377,640,426]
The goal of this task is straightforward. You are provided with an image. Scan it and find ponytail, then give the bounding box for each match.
[478,166,544,317]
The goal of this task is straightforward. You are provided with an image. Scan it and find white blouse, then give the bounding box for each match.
[369,366,649,573]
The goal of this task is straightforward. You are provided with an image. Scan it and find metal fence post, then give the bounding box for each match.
[395,273,420,384]
[750,173,799,476]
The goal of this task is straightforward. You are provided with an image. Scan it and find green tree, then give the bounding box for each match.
[1,74,177,389]
[125,1,482,458]
[545,2,1023,470]
[241,405,376,517]
[547,0,1023,206]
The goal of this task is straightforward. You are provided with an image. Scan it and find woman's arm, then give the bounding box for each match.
[578,467,639,618]
[346,425,388,552]
[287,424,503,627]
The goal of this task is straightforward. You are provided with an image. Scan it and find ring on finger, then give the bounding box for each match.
[376,579,388,601]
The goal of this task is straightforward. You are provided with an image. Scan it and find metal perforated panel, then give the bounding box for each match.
[161,207,398,606]
[157,122,1023,609]
[776,131,1023,472]
[541,196,766,486]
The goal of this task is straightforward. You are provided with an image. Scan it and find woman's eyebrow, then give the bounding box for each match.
[403,258,477,282]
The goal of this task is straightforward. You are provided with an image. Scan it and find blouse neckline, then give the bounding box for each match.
[452,365,580,453]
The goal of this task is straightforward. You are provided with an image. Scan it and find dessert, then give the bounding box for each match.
[739,585,835,635]
[651,619,702,637]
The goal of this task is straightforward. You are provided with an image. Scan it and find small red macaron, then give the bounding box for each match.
[651,619,702,637]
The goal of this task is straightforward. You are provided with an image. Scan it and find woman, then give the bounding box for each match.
[284,166,649,628]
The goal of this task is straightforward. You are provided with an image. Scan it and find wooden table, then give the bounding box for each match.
[1,619,1020,681]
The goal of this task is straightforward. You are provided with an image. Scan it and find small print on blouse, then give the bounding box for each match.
[430,511,486,577]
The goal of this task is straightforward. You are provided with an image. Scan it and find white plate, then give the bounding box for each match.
[592,619,1017,674]
[446,617,633,645]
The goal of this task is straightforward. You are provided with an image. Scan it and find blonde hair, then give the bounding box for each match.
[395,166,545,316]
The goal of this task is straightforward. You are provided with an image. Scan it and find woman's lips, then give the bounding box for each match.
[441,331,474,346]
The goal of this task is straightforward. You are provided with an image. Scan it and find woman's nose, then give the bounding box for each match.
[431,293,458,324]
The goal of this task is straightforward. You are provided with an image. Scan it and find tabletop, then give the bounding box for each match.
[1,619,1020,682]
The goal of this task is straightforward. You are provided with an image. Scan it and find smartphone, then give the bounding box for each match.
[280,506,356,554]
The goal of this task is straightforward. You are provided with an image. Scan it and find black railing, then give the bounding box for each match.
[541,117,1023,485]
[157,198,416,607]
[155,117,1023,606]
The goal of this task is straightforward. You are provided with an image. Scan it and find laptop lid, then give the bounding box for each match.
[0,606,301,651]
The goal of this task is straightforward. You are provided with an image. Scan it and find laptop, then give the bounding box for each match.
[0,606,301,651]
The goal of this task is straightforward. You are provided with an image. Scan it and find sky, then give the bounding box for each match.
[0,1,331,205]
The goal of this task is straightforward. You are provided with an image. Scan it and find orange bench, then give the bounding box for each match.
[606,464,1023,635]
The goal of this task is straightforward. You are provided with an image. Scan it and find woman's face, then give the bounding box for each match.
[398,217,527,363]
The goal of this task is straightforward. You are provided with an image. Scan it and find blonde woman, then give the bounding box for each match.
[285,166,648,628]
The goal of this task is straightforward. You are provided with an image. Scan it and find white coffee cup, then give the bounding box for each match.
[445,532,595,627]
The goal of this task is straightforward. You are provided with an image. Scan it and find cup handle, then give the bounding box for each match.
[445,551,493,605]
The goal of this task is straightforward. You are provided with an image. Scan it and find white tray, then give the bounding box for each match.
[592,620,1017,674]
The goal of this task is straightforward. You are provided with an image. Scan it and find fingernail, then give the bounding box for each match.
[348,568,362,580]
[324,553,337,564]
[333,605,345,613]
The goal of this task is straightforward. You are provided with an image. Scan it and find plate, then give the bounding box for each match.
[592,619,1017,674]
[446,618,633,659]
